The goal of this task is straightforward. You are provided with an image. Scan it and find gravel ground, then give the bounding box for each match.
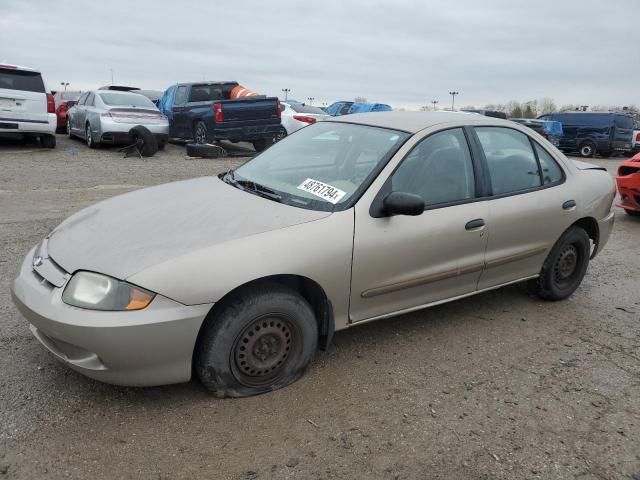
[0,135,638,480]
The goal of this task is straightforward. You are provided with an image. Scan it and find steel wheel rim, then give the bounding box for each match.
[581,145,592,156]
[553,244,580,288]
[231,314,298,388]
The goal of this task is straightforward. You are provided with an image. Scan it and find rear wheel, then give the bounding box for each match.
[195,284,318,398]
[252,138,273,152]
[578,141,596,158]
[529,226,590,301]
[86,123,98,149]
[193,121,207,144]
[40,134,56,149]
[275,126,287,142]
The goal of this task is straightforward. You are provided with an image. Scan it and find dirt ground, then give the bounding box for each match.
[0,135,638,480]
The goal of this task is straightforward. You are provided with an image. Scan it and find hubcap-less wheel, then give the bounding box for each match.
[553,244,579,289]
[194,123,207,144]
[232,314,296,387]
[580,144,593,157]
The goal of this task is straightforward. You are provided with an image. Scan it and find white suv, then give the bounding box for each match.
[0,64,56,148]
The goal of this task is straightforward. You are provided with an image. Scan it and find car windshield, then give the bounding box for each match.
[99,92,156,108]
[228,122,408,211]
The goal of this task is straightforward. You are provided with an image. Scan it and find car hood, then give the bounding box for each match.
[47,176,331,280]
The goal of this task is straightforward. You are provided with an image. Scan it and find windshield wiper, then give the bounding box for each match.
[224,171,282,202]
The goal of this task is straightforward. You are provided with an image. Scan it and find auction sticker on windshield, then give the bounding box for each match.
[297,178,346,204]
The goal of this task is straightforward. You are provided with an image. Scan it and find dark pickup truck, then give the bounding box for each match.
[158,82,281,151]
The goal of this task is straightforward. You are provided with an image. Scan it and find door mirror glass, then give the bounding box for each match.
[383,192,425,216]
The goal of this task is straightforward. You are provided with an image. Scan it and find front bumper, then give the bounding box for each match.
[11,247,212,387]
[616,174,640,212]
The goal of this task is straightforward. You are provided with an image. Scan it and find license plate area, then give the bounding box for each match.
[0,98,16,109]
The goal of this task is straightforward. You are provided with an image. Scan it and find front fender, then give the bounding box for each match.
[127,210,355,331]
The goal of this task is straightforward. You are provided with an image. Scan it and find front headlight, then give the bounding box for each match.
[62,271,155,311]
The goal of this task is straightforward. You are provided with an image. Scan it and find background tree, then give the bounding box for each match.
[506,100,522,118]
[538,97,556,115]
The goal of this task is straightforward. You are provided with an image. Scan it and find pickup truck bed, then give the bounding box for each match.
[159,82,281,151]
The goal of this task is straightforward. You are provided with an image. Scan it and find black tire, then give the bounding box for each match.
[85,123,98,149]
[275,126,287,142]
[186,143,222,159]
[578,141,596,158]
[252,138,273,152]
[193,121,208,145]
[624,209,640,217]
[529,226,590,301]
[40,134,56,149]
[195,284,318,398]
[128,125,158,157]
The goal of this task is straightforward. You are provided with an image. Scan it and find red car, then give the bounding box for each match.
[616,152,640,216]
[53,91,82,133]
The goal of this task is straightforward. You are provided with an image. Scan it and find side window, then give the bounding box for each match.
[391,128,475,206]
[475,127,541,195]
[534,142,563,185]
[85,93,94,106]
[174,86,188,105]
[77,92,89,105]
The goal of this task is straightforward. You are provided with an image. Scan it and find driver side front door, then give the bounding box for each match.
[349,127,489,323]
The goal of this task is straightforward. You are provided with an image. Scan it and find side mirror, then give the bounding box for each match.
[383,192,425,216]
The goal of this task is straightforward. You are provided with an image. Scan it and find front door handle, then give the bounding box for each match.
[562,200,577,210]
[465,218,485,230]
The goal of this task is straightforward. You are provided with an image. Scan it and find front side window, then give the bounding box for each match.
[534,142,563,185]
[174,86,188,105]
[391,128,475,206]
[231,122,408,211]
[85,93,95,106]
[77,92,89,105]
[475,127,541,195]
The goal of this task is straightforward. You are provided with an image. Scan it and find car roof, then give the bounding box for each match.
[0,63,39,73]
[328,111,513,133]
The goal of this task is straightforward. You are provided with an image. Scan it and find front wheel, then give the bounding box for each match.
[195,284,318,398]
[529,226,590,301]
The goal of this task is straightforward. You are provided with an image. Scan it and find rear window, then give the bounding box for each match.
[98,92,156,108]
[189,84,235,102]
[61,91,81,100]
[0,68,45,93]
[289,103,326,114]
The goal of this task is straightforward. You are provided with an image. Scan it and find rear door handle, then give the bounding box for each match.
[562,200,577,210]
[465,218,485,230]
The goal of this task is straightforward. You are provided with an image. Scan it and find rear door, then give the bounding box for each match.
[70,92,88,132]
[471,126,580,289]
[0,67,48,124]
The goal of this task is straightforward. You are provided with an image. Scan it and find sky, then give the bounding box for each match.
[0,0,637,110]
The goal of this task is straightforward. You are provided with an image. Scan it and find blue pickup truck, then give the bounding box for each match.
[158,82,281,151]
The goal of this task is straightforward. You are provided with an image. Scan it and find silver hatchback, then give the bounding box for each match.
[12,112,615,397]
[67,90,169,149]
